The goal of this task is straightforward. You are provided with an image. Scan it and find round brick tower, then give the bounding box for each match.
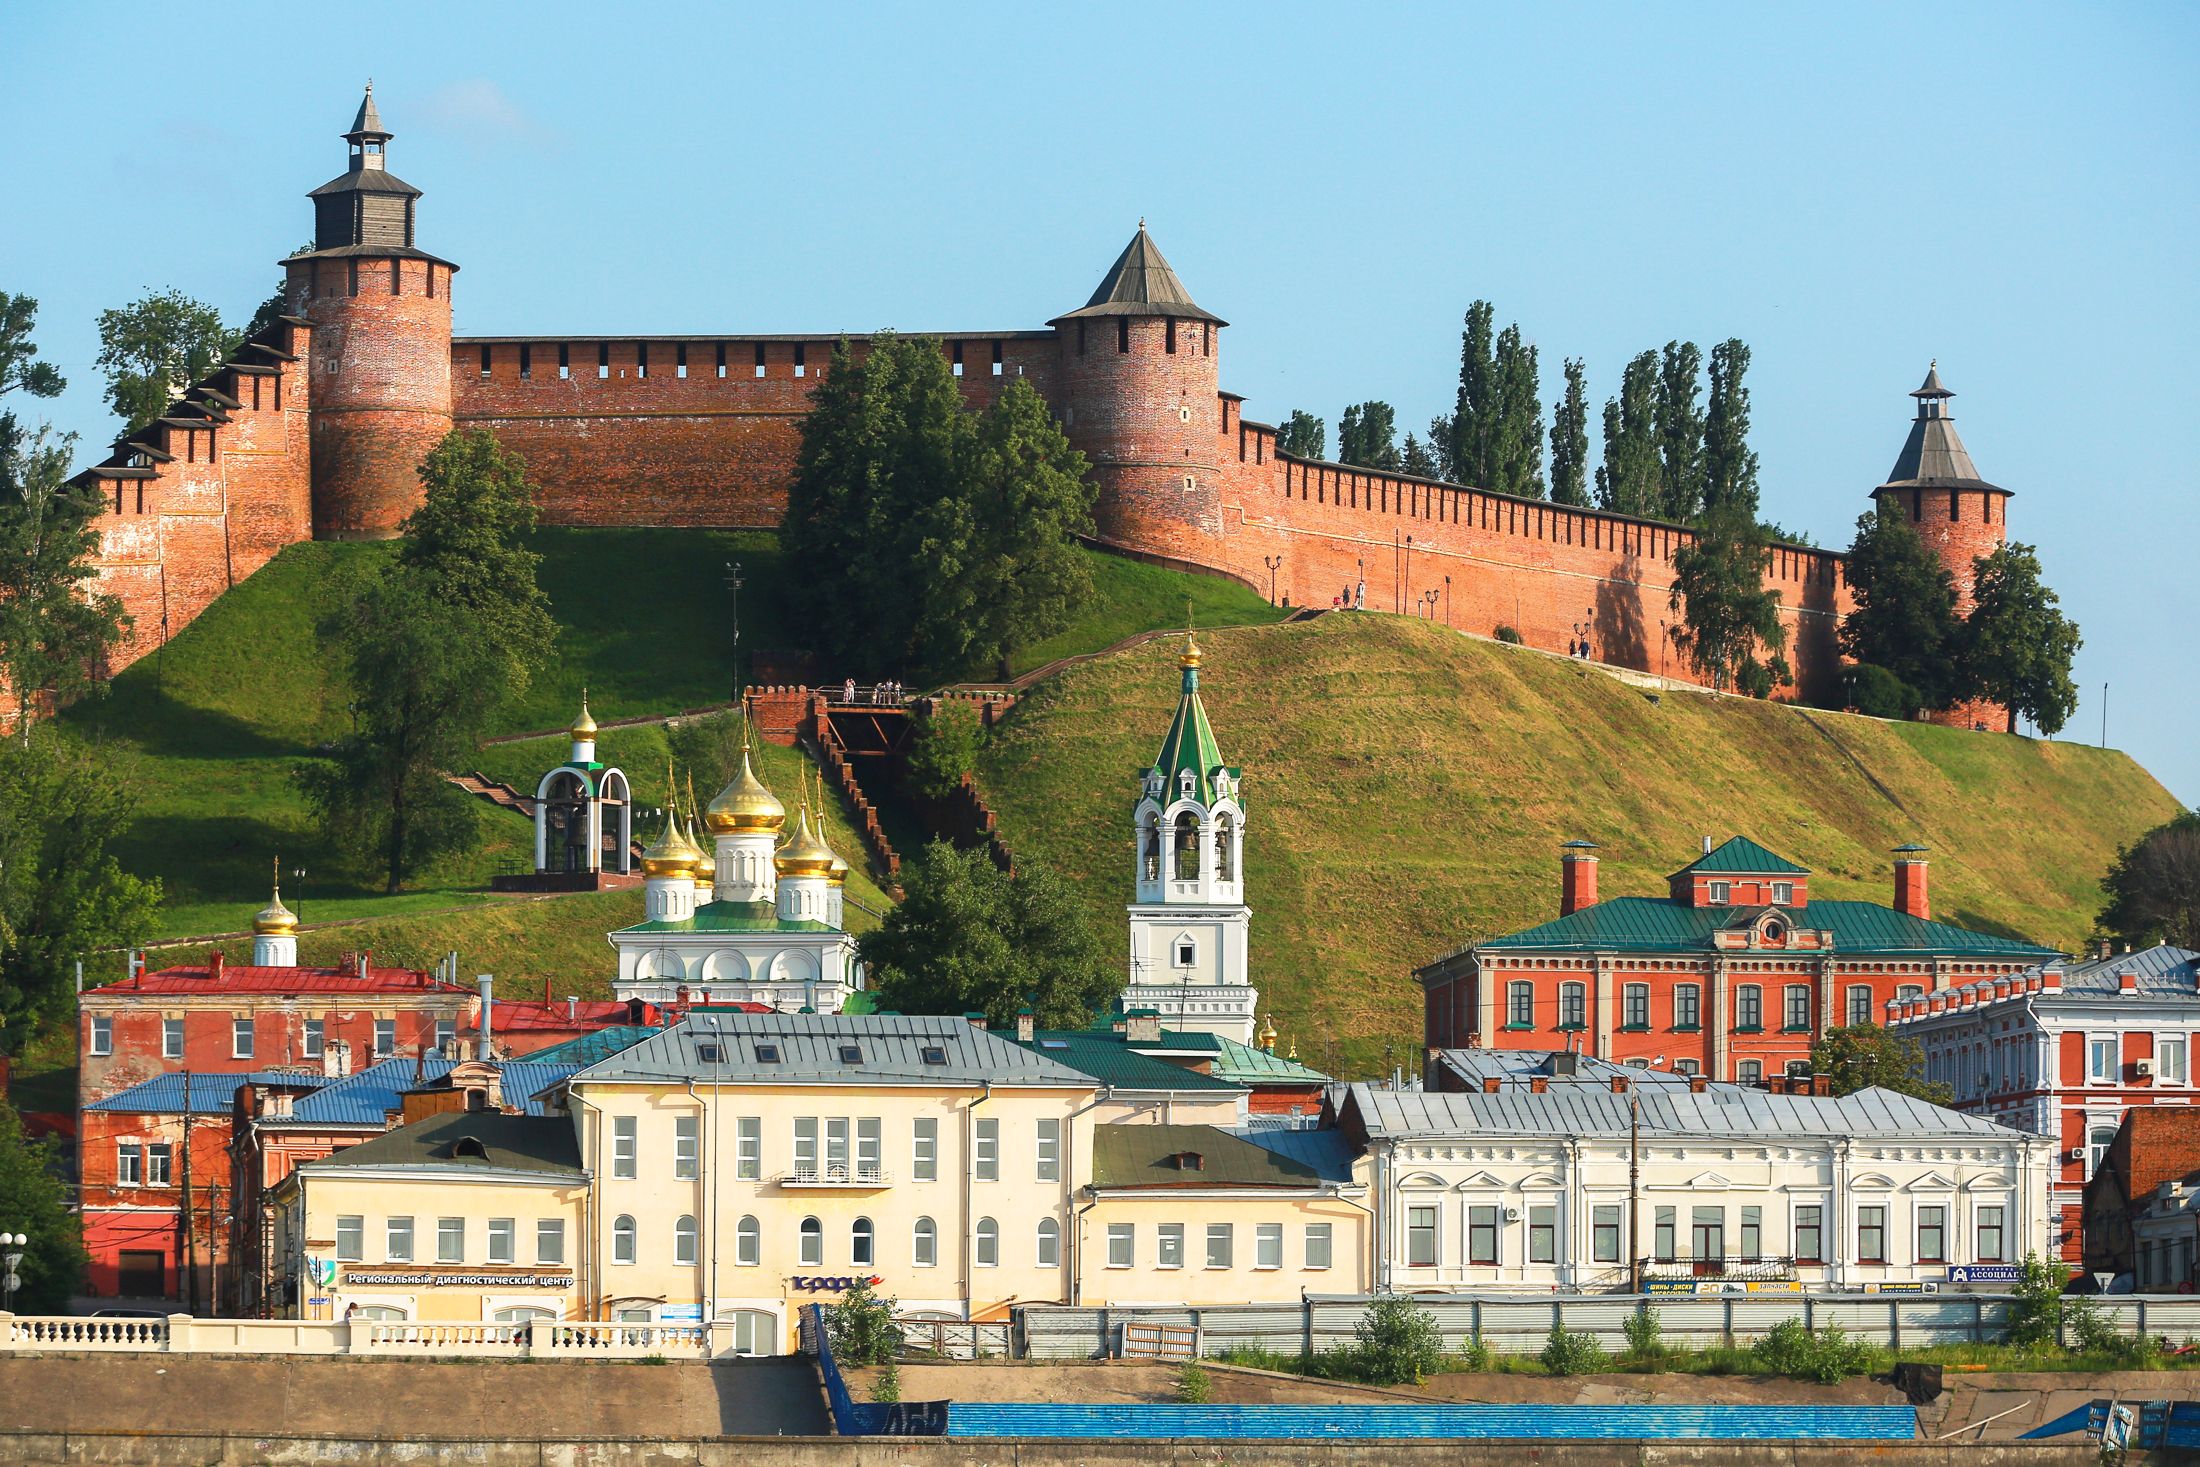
[285,84,457,540]
[1049,225,1225,561]
[1871,364,2012,729]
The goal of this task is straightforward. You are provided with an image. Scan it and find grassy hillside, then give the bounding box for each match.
[976,614,2182,1078]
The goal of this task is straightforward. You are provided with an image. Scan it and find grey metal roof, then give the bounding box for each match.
[1345,1080,2030,1143]
[348,84,387,139]
[1229,1126,1361,1182]
[569,1012,1099,1090]
[308,168,423,198]
[1434,1049,1696,1090]
[1945,944,2198,1005]
[1051,226,1225,326]
[1911,364,1952,398]
[1879,370,2002,492]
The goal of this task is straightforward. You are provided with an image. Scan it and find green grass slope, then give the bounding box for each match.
[976,613,2182,1078]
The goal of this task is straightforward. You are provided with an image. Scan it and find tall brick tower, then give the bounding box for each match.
[286,84,457,539]
[1872,365,2012,728]
[1050,226,1225,559]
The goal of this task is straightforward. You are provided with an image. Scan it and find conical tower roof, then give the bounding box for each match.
[347,81,389,141]
[1148,630,1240,808]
[1877,364,2003,493]
[1052,224,1225,326]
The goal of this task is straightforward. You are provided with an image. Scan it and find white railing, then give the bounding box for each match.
[781,1164,891,1187]
[0,1311,758,1360]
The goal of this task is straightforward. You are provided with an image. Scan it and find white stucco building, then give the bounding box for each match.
[1123,632,1257,1044]
[1339,1057,2053,1295]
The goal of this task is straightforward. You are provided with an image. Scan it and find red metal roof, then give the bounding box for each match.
[472,999,659,1033]
[89,962,462,997]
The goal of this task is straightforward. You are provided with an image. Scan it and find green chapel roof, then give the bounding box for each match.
[1146,635,1239,808]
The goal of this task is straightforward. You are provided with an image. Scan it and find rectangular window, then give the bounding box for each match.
[734,1116,761,1180]
[336,1216,364,1262]
[1736,986,1762,1030]
[558,342,570,379]
[715,342,726,378]
[793,343,806,378]
[598,342,610,379]
[974,1118,999,1181]
[754,342,767,378]
[1847,986,1874,1028]
[1740,1206,1762,1262]
[1507,981,1534,1027]
[912,1117,937,1181]
[146,1143,172,1186]
[117,1143,142,1185]
[1205,1223,1233,1269]
[1305,1223,1332,1271]
[163,1018,183,1059]
[1976,1205,2006,1262]
[1165,319,1177,354]
[1158,1223,1184,1269]
[612,1116,638,1179]
[1691,1206,1724,1263]
[487,1218,514,1264]
[2088,1036,2118,1084]
[519,344,531,380]
[1674,984,1701,1028]
[1917,1205,1946,1263]
[437,1217,464,1263]
[387,1216,415,1263]
[1406,1205,1439,1267]
[1783,985,1812,1031]
[1623,984,1649,1028]
[479,344,492,379]
[793,1117,818,1175]
[1592,1205,1621,1263]
[434,1017,456,1055]
[1654,1206,1676,1263]
[1467,1205,1498,1265]
[89,1016,112,1056]
[1674,1058,1700,1076]
[636,342,648,378]
[1795,1205,1824,1264]
[676,342,687,379]
[2159,1038,2188,1084]
[1708,880,1731,905]
[991,341,1003,376]
[1107,1224,1133,1268]
[950,340,964,377]
[1857,1205,1886,1263]
[537,1218,565,1265]
[232,1017,255,1058]
[1247,1222,1283,1271]
[1117,317,1130,353]
[302,1019,324,1058]
[857,1117,881,1177]
[1035,1119,1060,1182]
[373,1018,395,1056]
[674,1116,700,1180]
[1529,1205,1556,1264]
[1772,881,1794,905]
[1560,982,1586,1028]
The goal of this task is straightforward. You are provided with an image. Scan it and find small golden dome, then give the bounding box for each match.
[571,688,599,740]
[252,889,297,936]
[640,775,700,880]
[1257,1014,1278,1054]
[1180,632,1202,670]
[774,804,837,879]
[827,851,850,888]
[705,745,785,834]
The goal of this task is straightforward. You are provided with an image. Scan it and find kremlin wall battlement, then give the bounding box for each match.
[72,90,2015,720]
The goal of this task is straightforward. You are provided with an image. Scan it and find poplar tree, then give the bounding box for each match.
[1338,401,1400,471]
[1277,409,1325,460]
[1701,339,1761,518]
[1338,404,1362,466]
[1548,358,1591,507]
[1448,301,1497,486]
[1489,326,1545,498]
[1654,340,1705,522]
[1595,352,1662,517]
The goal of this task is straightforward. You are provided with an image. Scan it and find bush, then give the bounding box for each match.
[1453,1337,1493,1373]
[1495,624,1523,644]
[1176,1360,1212,1403]
[1539,1326,1607,1377]
[1622,1304,1665,1364]
[2005,1253,2070,1350]
[825,1280,903,1365]
[906,699,985,799]
[1750,1318,1872,1383]
[1353,1295,1443,1386]
[1844,662,1922,719]
[869,1357,901,1403]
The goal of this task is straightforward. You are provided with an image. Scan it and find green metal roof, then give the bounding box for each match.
[616,900,836,936]
[1091,1123,1325,1189]
[1676,836,1811,876]
[1147,651,1239,808]
[1477,895,2055,958]
[1205,1033,1331,1084]
[521,1026,664,1066]
[1014,1031,1247,1093]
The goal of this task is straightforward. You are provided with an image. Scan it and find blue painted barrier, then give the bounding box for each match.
[942,1402,1916,1441]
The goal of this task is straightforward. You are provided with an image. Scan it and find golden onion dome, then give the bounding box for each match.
[826,850,850,888]
[252,886,298,936]
[640,797,698,880]
[705,746,785,834]
[774,804,837,879]
[1257,1014,1278,1054]
[682,805,715,884]
[1180,632,1202,670]
[571,688,599,740]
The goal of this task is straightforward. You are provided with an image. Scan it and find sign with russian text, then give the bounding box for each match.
[1945,1264,2021,1284]
[346,1269,576,1288]
[790,1273,884,1294]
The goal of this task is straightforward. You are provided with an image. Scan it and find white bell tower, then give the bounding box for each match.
[1124,630,1255,1043]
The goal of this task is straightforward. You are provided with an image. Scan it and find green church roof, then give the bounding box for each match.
[1477,895,2055,959]
[1676,836,1811,876]
[1146,638,1239,808]
[616,899,837,936]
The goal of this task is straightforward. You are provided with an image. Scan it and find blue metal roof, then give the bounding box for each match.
[496,1061,581,1116]
[288,1056,455,1125]
[86,1070,316,1114]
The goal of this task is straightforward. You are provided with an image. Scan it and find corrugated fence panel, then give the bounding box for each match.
[942,1403,1918,1440]
[1895,1298,1982,1347]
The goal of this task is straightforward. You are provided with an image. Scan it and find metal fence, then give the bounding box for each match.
[1018,1292,2200,1360]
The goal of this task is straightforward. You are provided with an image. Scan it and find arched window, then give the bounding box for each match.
[735,1215,759,1267]
[350,1304,409,1321]
[2089,1126,2118,1178]
[913,1216,937,1267]
[1214,813,1235,883]
[975,1217,999,1267]
[612,1215,636,1265]
[851,1217,875,1266]
[492,1305,556,1325]
[1036,1216,1060,1268]
[673,1215,698,1266]
[1142,814,1161,881]
[1173,812,1200,881]
[799,1215,823,1267]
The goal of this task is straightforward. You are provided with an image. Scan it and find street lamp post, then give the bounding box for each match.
[2,1230,25,1313]
[1421,589,1440,619]
[1443,574,1451,627]
[724,561,746,702]
[1263,555,1283,605]
[290,865,307,927]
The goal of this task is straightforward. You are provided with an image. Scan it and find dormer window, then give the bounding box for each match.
[838,1044,863,1065]
[695,1041,724,1063]
[1175,940,1196,968]
[753,1043,782,1063]
[1707,881,1731,905]
[1179,771,1195,799]
[1175,1151,1204,1171]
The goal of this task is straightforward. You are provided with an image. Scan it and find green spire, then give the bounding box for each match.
[1147,628,1240,808]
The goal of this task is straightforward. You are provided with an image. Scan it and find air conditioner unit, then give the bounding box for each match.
[2067,1148,2086,1164]
[1502,1206,1521,1222]
[2135,1059,2154,1078]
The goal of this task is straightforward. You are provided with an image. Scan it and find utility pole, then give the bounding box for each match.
[724,561,746,702]
[179,1070,194,1313]
[1628,1090,1642,1292]
[2100,682,2108,750]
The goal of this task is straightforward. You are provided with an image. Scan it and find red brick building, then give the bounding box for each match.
[69,87,2030,721]
[2081,1105,2200,1288]
[1418,837,2057,1083]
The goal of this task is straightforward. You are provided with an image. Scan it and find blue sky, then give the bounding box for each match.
[4,2,2195,802]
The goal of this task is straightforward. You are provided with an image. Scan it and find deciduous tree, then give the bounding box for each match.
[95,288,235,433]
[1839,503,1962,716]
[1595,351,1662,517]
[1701,339,1760,519]
[0,1100,87,1310]
[1668,506,1788,696]
[2098,810,2200,952]
[1548,358,1590,507]
[1963,542,2080,735]
[1810,1024,1951,1105]
[1277,409,1326,460]
[1489,325,1545,498]
[396,428,556,701]
[861,842,1115,1029]
[1654,340,1704,522]
[1447,301,1497,487]
[1338,400,1400,471]
[0,427,129,739]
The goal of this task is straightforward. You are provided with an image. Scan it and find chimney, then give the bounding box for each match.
[1610,1076,1630,1093]
[1811,1075,1831,1096]
[321,1038,351,1078]
[477,974,494,1058]
[1688,1075,1708,1093]
[1702,834,1713,856]
[1482,1076,1502,1093]
[567,995,579,1023]
[1559,840,1601,917]
[964,1009,989,1032]
[1529,1076,1548,1093]
[1125,1011,1162,1043]
[1015,1009,1035,1043]
[1892,845,1930,920]
[2119,970,2138,993]
[208,951,226,981]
